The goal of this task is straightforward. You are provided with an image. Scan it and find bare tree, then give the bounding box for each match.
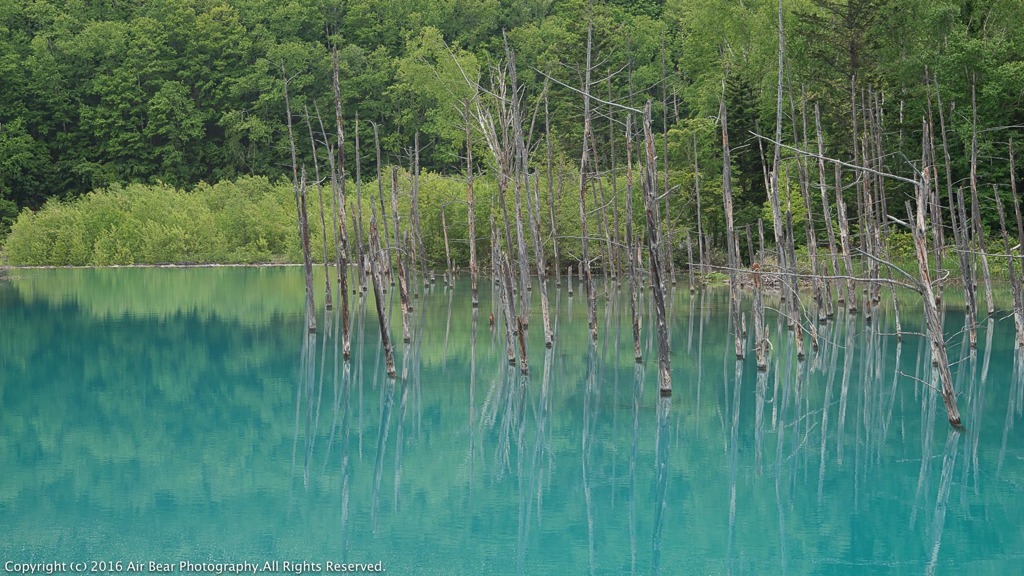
[642,102,671,396]
[282,65,316,334]
[720,84,743,359]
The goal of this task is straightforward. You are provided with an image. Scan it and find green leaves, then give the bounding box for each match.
[3,179,289,265]
[396,27,480,166]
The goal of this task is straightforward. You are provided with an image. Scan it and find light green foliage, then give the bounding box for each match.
[4,170,610,267]
[4,178,293,265]
[395,27,480,164]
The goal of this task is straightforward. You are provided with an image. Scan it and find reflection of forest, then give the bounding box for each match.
[2,270,1024,574]
[10,267,308,324]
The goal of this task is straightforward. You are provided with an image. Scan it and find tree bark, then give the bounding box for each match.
[970,81,994,316]
[530,168,553,347]
[753,263,768,371]
[372,122,392,284]
[579,17,598,341]
[396,254,412,343]
[814,103,839,316]
[993,185,1024,347]
[720,89,743,359]
[642,102,671,396]
[368,221,396,378]
[935,77,976,347]
[466,100,478,307]
[390,166,402,285]
[686,231,695,294]
[1010,139,1024,346]
[626,114,642,362]
[660,32,675,286]
[441,208,453,287]
[909,163,961,428]
[353,114,366,292]
[411,131,430,290]
[283,65,315,334]
[835,163,856,311]
[329,51,350,354]
[304,106,333,312]
[298,169,317,333]
[769,0,794,323]
[546,94,561,288]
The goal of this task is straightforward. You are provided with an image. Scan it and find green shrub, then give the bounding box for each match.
[3,178,296,265]
[5,201,91,265]
[1,169,630,268]
[92,220,144,265]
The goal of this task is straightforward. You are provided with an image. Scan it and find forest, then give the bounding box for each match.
[0,0,1021,258]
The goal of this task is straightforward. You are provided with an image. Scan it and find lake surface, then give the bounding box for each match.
[2,267,1023,575]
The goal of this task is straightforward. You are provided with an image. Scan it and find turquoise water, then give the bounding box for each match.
[2,268,1023,575]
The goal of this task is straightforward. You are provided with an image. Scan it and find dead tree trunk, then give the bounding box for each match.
[856,89,879,318]
[695,160,706,282]
[579,18,598,341]
[660,34,675,286]
[411,131,430,289]
[368,221,396,378]
[299,169,317,334]
[870,90,887,305]
[852,80,868,312]
[924,75,945,304]
[953,183,978,348]
[686,231,695,294]
[970,81,994,316]
[545,93,561,288]
[910,155,962,429]
[768,0,794,324]
[466,100,479,307]
[753,263,768,371]
[283,65,316,334]
[497,252,518,366]
[491,214,501,284]
[935,78,976,347]
[786,209,805,360]
[746,225,755,270]
[353,114,366,292]
[799,94,824,324]
[503,41,534,332]
[441,208,453,287]
[1011,139,1024,347]
[626,114,642,362]
[835,163,857,311]
[329,51,350,355]
[590,139,616,279]
[642,102,671,396]
[758,219,766,268]
[396,257,412,343]
[720,89,743,359]
[608,79,622,280]
[390,166,402,283]
[304,106,333,312]
[372,122,392,284]
[993,185,1024,347]
[530,169,553,347]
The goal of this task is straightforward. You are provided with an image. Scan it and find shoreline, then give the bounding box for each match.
[1,262,301,270]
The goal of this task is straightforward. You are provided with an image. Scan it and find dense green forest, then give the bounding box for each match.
[1,0,1021,262]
